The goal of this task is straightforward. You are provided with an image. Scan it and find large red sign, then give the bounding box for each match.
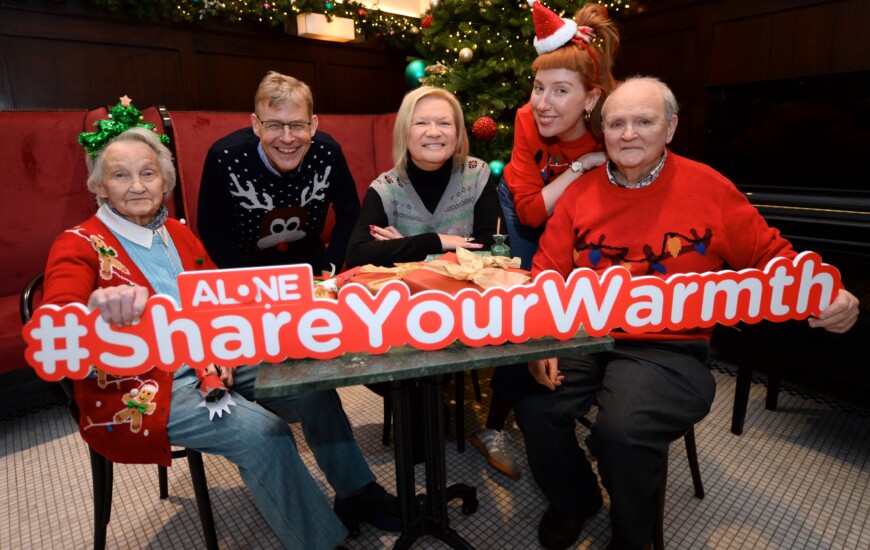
[23,251,840,381]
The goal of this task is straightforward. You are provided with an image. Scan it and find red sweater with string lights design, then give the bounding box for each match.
[532,151,796,341]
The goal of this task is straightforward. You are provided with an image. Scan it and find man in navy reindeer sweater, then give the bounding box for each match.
[198,70,360,275]
[197,71,397,538]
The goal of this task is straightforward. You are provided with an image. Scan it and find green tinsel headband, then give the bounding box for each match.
[78,95,171,158]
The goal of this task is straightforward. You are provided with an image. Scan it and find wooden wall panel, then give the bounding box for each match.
[829,0,870,73]
[709,2,854,85]
[0,1,409,114]
[321,63,407,114]
[0,39,14,109]
[619,0,870,160]
[2,35,185,108]
[618,26,698,155]
[190,53,318,111]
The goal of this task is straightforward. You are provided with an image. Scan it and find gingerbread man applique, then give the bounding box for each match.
[89,234,131,280]
[112,380,159,433]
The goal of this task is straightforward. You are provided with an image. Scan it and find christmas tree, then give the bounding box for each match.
[410,0,631,173]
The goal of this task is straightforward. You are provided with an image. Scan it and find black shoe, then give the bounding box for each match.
[538,486,604,549]
[334,481,402,537]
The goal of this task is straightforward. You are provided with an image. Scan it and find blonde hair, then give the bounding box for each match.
[531,3,620,137]
[392,86,469,172]
[86,127,176,206]
[254,71,314,117]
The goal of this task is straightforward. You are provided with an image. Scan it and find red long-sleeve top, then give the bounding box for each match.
[503,103,604,228]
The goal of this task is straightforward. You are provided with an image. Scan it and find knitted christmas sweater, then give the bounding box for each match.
[197,127,360,273]
[532,151,795,341]
[42,215,216,466]
[503,102,604,228]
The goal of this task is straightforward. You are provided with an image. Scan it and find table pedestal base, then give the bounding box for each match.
[391,376,479,549]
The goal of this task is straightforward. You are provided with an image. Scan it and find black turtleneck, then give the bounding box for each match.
[406,158,453,214]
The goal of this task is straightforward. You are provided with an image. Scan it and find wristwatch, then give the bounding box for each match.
[570,160,585,174]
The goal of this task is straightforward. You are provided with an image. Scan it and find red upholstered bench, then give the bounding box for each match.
[0,110,93,376]
[0,106,172,378]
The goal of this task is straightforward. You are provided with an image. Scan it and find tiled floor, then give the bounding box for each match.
[2,364,868,549]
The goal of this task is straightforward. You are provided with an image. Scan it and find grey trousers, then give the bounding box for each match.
[514,339,716,549]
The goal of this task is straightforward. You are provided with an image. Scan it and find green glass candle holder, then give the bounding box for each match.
[491,234,510,258]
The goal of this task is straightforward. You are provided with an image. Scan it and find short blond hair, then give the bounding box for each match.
[86,127,175,207]
[392,86,469,173]
[254,71,314,117]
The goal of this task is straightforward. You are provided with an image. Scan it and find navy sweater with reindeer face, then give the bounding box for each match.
[197,127,360,273]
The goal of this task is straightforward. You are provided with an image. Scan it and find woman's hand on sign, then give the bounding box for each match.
[88,285,150,327]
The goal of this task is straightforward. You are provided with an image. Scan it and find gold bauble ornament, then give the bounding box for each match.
[459,47,473,63]
[410,25,419,35]
[430,0,440,8]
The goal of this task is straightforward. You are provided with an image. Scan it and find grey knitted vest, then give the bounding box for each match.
[371,158,490,237]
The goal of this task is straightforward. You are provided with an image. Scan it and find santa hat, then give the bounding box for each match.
[528,0,578,55]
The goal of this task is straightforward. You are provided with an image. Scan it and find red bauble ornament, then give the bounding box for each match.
[358,8,367,17]
[472,116,497,141]
[421,15,433,29]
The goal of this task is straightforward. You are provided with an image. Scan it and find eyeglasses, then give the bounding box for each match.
[255,114,312,136]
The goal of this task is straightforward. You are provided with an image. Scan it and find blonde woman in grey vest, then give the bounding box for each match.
[344,86,504,465]
[345,86,502,268]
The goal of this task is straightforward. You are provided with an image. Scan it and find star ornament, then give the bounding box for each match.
[119,95,132,107]
[198,388,237,421]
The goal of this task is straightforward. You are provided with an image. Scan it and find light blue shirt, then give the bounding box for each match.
[96,205,184,302]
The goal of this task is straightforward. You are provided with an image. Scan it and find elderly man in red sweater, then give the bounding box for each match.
[514,76,859,550]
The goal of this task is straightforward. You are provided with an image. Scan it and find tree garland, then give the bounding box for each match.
[85,0,420,48]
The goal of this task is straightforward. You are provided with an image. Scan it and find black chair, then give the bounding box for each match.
[381,370,482,452]
[578,416,704,550]
[711,323,782,435]
[719,316,867,436]
[20,273,219,550]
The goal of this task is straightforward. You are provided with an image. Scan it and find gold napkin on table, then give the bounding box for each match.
[421,247,529,289]
[357,262,423,292]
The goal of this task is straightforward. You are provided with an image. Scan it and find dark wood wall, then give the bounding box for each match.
[3,0,868,124]
[615,0,870,161]
[0,0,409,113]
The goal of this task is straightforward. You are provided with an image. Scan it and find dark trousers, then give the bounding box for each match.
[514,339,716,549]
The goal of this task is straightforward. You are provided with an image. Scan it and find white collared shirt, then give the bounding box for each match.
[96,204,171,249]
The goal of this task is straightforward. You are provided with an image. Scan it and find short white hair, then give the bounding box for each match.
[85,127,175,206]
[602,75,680,120]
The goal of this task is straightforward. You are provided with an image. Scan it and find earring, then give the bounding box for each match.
[584,110,592,123]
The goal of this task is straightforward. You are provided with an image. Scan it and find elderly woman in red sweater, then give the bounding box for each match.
[42,120,398,549]
[515,76,859,550]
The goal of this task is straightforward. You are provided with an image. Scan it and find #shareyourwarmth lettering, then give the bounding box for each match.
[23,252,839,381]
